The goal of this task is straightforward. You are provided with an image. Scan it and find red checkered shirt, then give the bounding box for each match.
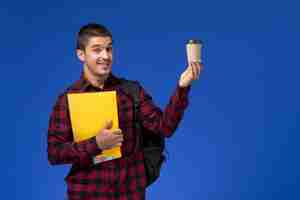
[47,73,191,200]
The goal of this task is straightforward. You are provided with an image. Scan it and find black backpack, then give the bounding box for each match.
[119,79,166,187]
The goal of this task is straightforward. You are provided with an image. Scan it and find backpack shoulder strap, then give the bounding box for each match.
[118,78,143,152]
[119,78,140,109]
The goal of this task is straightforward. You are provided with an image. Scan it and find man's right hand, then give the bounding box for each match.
[95,121,123,150]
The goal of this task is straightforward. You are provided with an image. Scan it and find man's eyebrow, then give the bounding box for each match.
[90,43,113,48]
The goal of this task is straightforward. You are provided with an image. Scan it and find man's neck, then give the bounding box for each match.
[83,65,109,89]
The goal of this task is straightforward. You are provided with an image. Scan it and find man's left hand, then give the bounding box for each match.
[179,62,204,87]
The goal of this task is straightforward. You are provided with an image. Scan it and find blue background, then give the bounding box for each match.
[3,0,300,199]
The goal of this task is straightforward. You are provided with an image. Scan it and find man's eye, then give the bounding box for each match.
[92,47,112,53]
[94,48,103,53]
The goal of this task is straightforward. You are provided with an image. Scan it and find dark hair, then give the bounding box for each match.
[76,23,112,50]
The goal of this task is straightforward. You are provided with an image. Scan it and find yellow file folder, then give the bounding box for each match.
[67,91,121,164]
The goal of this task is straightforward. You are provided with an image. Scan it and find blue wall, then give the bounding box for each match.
[3,0,300,199]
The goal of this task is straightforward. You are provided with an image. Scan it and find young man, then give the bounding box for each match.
[47,23,203,200]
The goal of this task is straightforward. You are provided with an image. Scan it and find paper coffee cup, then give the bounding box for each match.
[186,39,203,63]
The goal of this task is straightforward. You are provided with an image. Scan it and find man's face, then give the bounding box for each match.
[77,36,113,77]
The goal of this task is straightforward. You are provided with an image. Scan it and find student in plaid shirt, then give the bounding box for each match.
[47,23,203,200]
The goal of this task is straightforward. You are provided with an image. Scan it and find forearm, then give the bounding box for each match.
[161,84,191,136]
[47,132,102,168]
[140,83,191,137]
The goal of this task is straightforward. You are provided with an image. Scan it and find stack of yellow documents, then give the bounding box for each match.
[67,91,121,164]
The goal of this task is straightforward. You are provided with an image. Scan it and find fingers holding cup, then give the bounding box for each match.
[190,62,199,80]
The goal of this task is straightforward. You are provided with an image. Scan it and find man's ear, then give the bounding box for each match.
[76,49,85,63]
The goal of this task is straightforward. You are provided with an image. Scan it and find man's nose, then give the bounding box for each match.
[101,49,109,59]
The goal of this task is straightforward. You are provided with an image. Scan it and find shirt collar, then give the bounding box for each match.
[73,72,120,92]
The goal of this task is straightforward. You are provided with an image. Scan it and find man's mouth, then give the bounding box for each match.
[97,63,109,67]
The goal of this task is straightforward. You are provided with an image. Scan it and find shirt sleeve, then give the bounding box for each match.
[47,93,102,168]
[138,82,191,138]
